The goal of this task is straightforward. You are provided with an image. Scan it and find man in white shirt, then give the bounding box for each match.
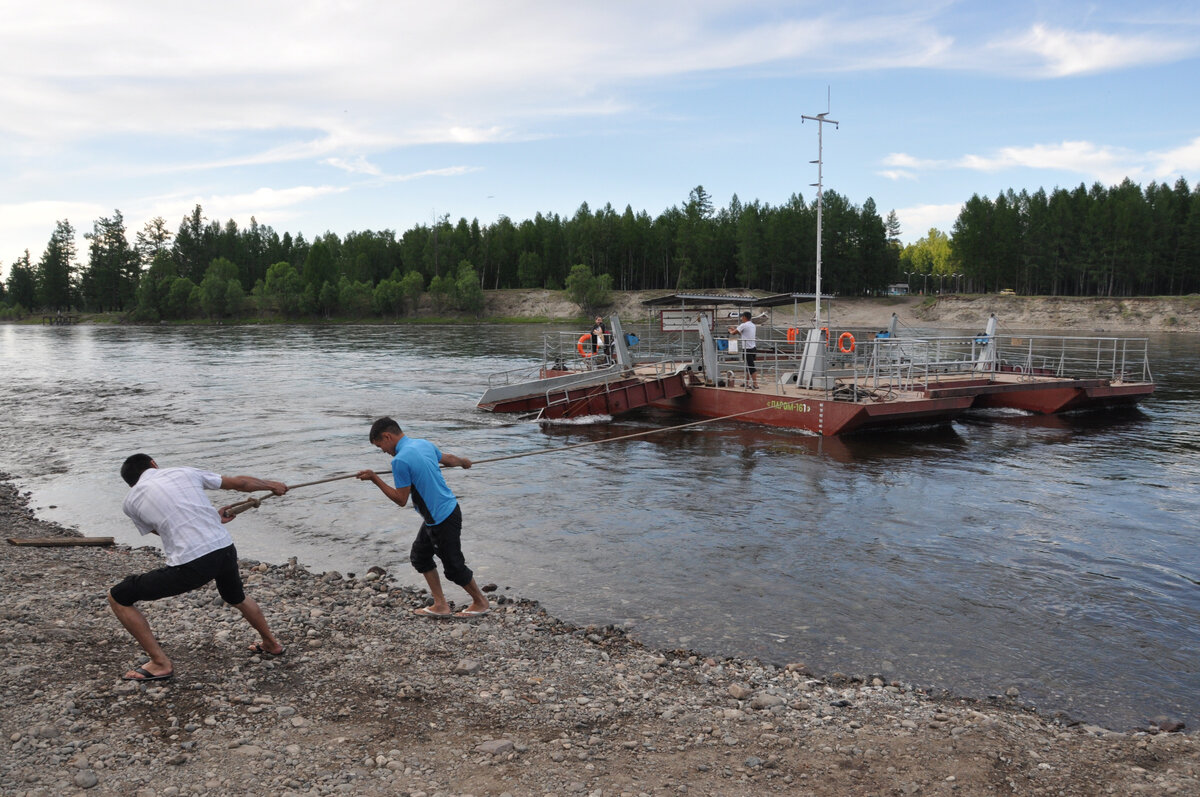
[728,311,759,389]
[108,453,289,681]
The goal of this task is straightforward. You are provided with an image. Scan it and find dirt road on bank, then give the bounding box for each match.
[485,290,1200,334]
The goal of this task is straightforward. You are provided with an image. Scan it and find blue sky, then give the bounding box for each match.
[3,1,1199,279]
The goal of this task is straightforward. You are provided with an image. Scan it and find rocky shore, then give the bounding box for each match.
[2,475,1196,797]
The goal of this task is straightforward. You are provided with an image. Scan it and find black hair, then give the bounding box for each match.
[740,311,752,321]
[121,454,155,487]
[369,417,402,442]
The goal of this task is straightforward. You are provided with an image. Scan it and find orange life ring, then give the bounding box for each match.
[786,328,798,343]
[577,333,593,358]
[821,326,829,343]
[837,332,856,353]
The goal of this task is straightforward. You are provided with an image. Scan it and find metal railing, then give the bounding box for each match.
[699,327,1154,399]
[492,324,1154,400]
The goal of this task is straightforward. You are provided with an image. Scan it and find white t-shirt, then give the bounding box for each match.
[123,467,231,566]
[736,320,757,349]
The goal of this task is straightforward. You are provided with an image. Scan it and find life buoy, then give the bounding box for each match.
[786,328,798,343]
[821,327,829,344]
[577,333,593,358]
[837,332,856,353]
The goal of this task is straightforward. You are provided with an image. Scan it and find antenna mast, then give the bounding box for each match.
[801,107,838,328]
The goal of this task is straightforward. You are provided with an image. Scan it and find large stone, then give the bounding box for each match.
[750,693,785,710]
[476,739,514,755]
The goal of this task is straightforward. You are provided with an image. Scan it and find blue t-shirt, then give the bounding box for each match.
[391,436,458,526]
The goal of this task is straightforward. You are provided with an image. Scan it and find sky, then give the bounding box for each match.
[2,1,1199,280]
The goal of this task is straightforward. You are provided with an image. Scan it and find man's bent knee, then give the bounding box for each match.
[109,578,139,607]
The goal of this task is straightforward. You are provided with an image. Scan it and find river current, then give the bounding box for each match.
[1,322,1197,731]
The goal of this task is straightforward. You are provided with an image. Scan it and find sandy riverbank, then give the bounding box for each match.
[484,291,1200,334]
[2,475,1196,796]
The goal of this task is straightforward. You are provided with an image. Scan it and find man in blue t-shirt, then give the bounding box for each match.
[357,417,490,619]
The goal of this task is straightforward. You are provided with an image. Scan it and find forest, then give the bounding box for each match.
[2,177,1199,321]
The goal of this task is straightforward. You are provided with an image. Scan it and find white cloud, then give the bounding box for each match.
[959,141,1140,185]
[994,23,1197,77]
[895,203,963,242]
[323,156,382,176]
[1153,136,1200,178]
[882,152,927,169]
[378,166,481,184]
[884,141,1148,186]
[0,200,108,272]
[141,186,346,226]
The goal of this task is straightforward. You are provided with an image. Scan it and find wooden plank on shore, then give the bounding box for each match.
[6,537,114,547]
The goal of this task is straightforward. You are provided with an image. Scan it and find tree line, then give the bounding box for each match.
[902,178,1200,296]
[4,176,1198,321]
[0,186,898,321]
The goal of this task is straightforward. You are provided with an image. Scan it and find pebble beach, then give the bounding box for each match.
[2,474,1197,797]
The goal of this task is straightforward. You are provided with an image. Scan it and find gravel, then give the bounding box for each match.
[1,474,1196,796]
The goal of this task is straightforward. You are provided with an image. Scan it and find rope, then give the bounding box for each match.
[222,397,808,516]
[469,404,780,466]
[221,472,361,517]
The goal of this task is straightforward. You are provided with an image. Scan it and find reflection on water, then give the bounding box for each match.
[1,322,1198,731]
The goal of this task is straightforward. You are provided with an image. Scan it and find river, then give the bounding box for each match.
[1,322,1197,731]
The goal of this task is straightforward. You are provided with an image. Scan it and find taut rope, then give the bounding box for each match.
[223,398,805,516]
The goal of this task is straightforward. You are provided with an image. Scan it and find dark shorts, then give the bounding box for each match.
[744,348,757,373]
[110,544,246,606]
[409,504,472,586]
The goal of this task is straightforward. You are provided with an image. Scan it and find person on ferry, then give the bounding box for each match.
[590,316,612,358]
[728,311,759,389]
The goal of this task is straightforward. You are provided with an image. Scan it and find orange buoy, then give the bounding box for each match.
[837,332,856,353]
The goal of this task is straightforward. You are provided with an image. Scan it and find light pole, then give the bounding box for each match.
[922,273,928,295]
[904,270,913,294]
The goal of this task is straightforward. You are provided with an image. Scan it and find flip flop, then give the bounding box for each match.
[122,665,173,681]
[248,643,285,657]
[413,606,453,619]
[454,607,491,618]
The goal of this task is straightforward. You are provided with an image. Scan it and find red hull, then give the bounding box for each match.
[652,377,1154,436]
[926,378,1155,414]
[651,386,975,436]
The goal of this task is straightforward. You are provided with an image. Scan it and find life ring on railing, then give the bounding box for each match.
[577,333,593,358]
[821,327,829,345]
[837,332,856,353]
[786,328,798,344]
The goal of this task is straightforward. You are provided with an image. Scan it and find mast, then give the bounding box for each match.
[800,109,838,329]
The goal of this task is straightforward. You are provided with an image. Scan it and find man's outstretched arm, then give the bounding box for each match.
[221,475,288,495]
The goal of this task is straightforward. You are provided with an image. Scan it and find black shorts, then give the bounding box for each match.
[409,504,473,586]
[110,544,246,606]
[744,348,757,373]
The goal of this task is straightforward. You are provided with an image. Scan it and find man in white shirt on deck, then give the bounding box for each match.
[108,454,289,681]
[728,311,759,389]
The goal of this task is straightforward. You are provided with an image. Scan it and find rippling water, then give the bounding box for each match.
[1,322,1197,730]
